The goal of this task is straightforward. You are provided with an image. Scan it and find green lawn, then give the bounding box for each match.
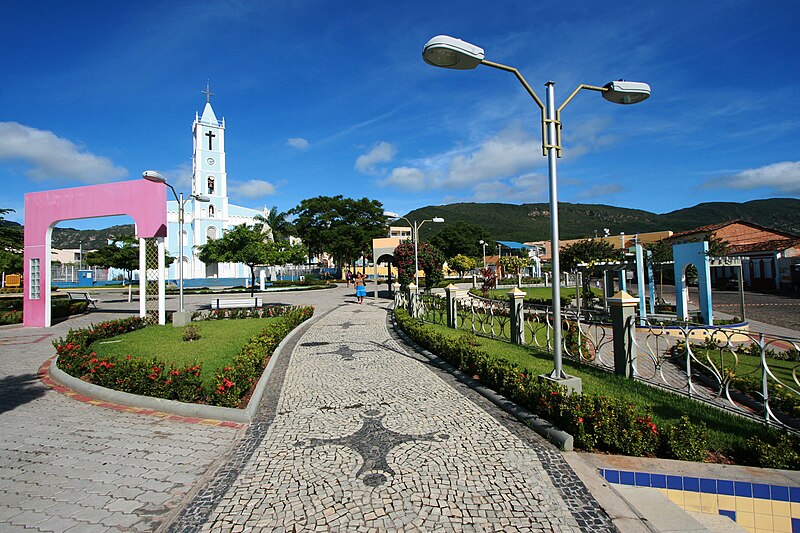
[89,317,280,385]
[483,286,602,301]
[419,320,776,453]
[697,347,799,386]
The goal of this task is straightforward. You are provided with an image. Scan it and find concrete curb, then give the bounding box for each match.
[48,311,318,424]
[389,312,574,451]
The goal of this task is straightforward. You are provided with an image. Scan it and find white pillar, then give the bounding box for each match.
[157,237,165,325]
[138,237,146,318]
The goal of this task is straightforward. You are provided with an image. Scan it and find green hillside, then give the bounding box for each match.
[407,198,800,242]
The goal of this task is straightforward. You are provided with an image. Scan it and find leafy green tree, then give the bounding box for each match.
[289,195,386,270]
[498,255,528,278]
[449,254,477,278]
[197,224,269,296]
[254,206,294,242]
[429,221,493,258]
[561,239,618,299]
[0,209,23,273]
[394,240,445,290]
[84,236,175,282]
[85,237,140,281]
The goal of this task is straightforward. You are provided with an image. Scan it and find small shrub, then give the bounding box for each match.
[659,416,709,461]
[742,433,800,470]
[182,325,202,342]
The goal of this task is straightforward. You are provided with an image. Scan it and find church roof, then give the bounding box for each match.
[200,102,218,125]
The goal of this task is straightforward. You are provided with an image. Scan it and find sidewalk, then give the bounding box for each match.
[1,284,794,532]
[168,291,614,531]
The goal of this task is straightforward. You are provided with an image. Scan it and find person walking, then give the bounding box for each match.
[345,269,352,288]
[354,272,367,304]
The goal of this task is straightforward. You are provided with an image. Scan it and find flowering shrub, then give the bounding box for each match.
[395,307,661,456]
[53,306,313,407]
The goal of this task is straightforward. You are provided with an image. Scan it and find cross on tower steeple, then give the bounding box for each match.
[202,80,214,103]
[205,130,215,150]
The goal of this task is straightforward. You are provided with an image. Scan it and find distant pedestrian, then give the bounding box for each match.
[354,273,367,304]
[345,269,352,287]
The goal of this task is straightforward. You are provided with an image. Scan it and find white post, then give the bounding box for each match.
[545,81,565,379]
[158,237,165,325]
[139,237,146,318]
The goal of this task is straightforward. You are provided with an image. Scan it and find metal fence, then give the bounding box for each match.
[405,286,800,432]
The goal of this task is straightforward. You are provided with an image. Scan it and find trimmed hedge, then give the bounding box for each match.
[396,308,800,467]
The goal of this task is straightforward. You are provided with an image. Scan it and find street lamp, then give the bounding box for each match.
[143,171,210,314]
[423,35,650,380]
[384,212,444,293]
[479,239,487,268]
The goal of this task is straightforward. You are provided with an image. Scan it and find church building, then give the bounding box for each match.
[165,88,270,281]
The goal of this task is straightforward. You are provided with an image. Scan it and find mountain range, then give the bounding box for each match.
[3,198,799,250]
[406,198,800,242]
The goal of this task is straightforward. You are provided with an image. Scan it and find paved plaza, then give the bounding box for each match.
[0,286,615,532]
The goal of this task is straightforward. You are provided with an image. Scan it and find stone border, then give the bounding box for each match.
[389,311,574,451]
[47,312,316,424]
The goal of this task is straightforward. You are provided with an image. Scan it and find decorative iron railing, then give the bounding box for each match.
[630,316,800,430]
[406,287,799,431]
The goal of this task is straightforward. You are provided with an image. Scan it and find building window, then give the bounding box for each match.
[207,176,215,195]
[207,226,217,241]
[208,205,215,218]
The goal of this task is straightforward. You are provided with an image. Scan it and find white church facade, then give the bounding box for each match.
[165,93,270,281]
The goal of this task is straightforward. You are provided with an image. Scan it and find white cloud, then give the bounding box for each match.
[229,179,277,198]
[0,122,127,183]
[707,161,800,194]
[355,141,396,174]
[287,137,310,150]
[159,161,193,190]
[446,127,539,187]
[381,166,430,191]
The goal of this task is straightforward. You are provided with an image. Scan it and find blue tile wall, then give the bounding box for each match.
[599,468,799,506]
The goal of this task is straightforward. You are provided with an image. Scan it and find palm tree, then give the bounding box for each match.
[261,206,294,242]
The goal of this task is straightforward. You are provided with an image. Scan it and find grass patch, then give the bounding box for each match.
[419,319,776,454]
[89,317,280,385]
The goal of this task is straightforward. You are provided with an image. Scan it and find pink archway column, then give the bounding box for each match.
[23,180,167,327]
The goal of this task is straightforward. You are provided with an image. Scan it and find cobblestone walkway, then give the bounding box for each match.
[174,301,613,532]
[0,303,242,533]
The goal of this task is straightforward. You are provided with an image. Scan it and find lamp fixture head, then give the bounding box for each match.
[142,170,167,184]
[432,217,445,223]
[383,211,400,218]
[422,35,484,70]
[602,80,651,104]
[193,194,211,203]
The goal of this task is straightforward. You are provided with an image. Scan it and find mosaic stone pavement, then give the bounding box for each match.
[177,301,614,532]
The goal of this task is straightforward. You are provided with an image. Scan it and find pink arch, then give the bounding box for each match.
[23,180,167,327]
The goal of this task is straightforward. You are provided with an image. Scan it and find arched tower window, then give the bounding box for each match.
[208,205,215,218]
[207,176,215,195]
[207,226,217,241]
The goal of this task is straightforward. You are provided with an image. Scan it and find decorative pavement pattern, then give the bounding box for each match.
[173,302,613,532]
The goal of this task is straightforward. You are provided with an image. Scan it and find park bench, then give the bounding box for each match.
[210,297,263,310]
[66,291,98,309]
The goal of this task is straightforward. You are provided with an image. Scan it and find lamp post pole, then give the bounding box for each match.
[383,213,443,294]
[413,220,420,292]
[178,192,187,312]
[422,34,650,381]
[480,240,486,268]
[143,171,209,317]
[543,81,565,377]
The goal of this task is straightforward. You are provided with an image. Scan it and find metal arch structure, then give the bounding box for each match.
[23,180,167,327]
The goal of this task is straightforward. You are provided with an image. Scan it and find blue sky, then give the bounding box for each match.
[2,0,799,230]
